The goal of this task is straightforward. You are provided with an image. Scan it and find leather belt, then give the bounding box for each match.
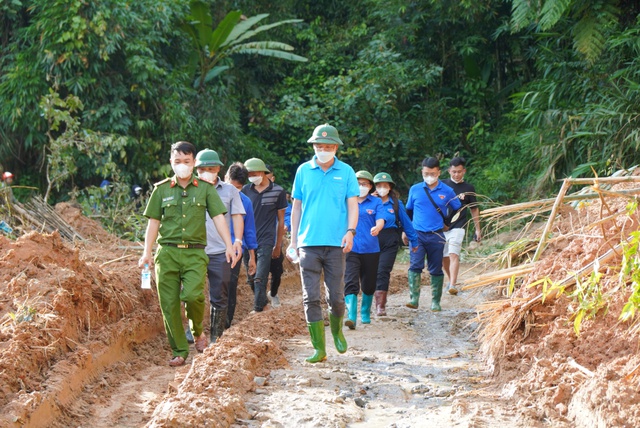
[424,229,443,234]
[162,243,206,249]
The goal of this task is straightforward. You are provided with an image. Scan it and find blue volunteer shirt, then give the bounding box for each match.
[380,198,419,248]
[231,192,258,251]
[406,181,462,232]
[292,156,359,247]
[352,195,385,254]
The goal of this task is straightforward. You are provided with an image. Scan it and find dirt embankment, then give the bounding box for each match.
[479,180,640,427]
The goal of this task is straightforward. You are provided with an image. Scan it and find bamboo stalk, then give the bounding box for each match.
[99,254,136,267]
[461,264,535,290]
[481,188,640,218]
[532,179,572,262]
[563,176,640,185]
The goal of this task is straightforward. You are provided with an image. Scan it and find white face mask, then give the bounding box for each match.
[199,171,218,183]
[315,150,335,164]
[376,187,389,197]
[359,185,370,197]
[172,163,193,179]
[424,176,437,186]
[450,177,463,184]
[248,176,263,185]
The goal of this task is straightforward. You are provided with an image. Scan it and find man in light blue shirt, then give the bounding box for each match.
[406,157,461,312]
[288,123,359,363]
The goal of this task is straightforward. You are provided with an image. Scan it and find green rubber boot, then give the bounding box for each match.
[329,313,348,354]
[430,275,444,312]
[360,293,373,324]
[305,320,327,363]
[344,294,358,330]
[406,271,422,309]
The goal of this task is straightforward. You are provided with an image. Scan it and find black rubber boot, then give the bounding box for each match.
[210,307,226,344]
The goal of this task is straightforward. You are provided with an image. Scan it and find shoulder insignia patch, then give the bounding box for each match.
[154,177,171,187]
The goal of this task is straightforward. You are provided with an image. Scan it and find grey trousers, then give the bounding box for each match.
[298,246,346,323]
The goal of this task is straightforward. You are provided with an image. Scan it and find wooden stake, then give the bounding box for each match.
[532,179,572,262]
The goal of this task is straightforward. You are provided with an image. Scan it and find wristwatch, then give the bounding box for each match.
[347,228,357,236]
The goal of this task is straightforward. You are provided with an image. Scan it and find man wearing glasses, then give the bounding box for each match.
[405,157,461,312]
[139,141,233,367]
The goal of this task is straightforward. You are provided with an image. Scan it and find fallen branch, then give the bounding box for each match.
[567,357,595,377]
[100,254,136,268]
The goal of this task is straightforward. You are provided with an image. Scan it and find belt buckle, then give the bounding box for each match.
[177,244,188,249]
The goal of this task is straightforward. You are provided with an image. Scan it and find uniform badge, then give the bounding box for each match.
[388,208,395,214]
[366,209,374,215]
[439,194,446,200]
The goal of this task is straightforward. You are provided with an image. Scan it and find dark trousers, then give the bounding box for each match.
[409,230,446,275]
[269,252,284,297]
[207,252,231,310]
[344,252,380,296]
[226,258,242,328]
[244,244,271,311]
[376,228,400,292]
[299,246,346,322]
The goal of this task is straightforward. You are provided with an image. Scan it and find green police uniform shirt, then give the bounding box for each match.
[144,175,227,246]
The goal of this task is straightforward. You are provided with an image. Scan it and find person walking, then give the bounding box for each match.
[372,172,419,316]
[241,158,288,313]
[405,157,461,312]
[441,157,482,295]
[265,164,284,308]
[138,141,233,367]
[287,123,359,363]
[343,170,385,329]
[225,162,258,328]
[195,149,244,343]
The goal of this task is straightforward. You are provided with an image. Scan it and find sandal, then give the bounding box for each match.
[168,356,186,367]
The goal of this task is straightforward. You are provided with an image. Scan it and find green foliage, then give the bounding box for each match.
[619,202,640,325]
[72,181,148,242]
[3,0,640,240]
[531,266,608,337]
[40,90,131,203]
[181,2,306,89]
[568,267,608,336]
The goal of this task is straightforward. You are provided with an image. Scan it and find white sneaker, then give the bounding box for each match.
[270,295,281,308]
[448,284,459,295]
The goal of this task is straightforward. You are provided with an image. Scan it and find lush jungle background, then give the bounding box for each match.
[2,0,640,235]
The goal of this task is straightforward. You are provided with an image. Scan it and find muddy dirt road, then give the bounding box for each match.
[232,266,523,428]
[54,259,531,428]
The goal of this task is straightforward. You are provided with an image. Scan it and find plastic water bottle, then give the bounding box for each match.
[141,264,151,289]
[286,247,299,264]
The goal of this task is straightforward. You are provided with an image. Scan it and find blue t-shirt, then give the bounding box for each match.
[231,192,258,250]
[380,198,419,248]
[352,195,385,254]
[292,156,359,247]
[284,202,292,231]
[406,181,461,232]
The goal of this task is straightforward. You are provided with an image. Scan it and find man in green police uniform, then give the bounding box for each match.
[139,141,234,367]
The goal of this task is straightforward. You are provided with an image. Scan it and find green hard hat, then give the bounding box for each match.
[195,149,224,167]
[307,123,343,146]
[244,158,269,172]
[355,170,374,183]
[373,172,395,185]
